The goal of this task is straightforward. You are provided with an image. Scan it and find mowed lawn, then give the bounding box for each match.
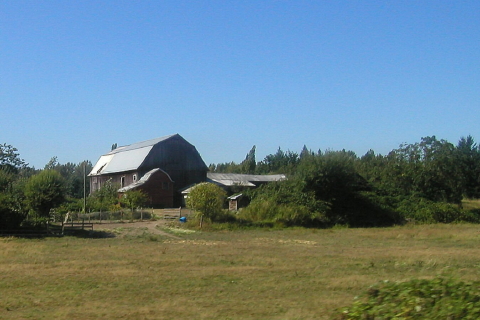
[2,224,480,319]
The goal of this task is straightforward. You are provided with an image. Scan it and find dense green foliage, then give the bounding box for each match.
[338,277,480,319]
[0,192,24,229]
[87,179,120,212]
[121,189,148,213]
[0,144,93,229]
[24,170,66,218]
[0,143,27,173]
[44,156,93,198]
[240,178,328,226]
[213,135,480,227]
[187,182,227,222]
[0,144,31,229]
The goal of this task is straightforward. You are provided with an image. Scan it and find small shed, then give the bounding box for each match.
[227,194,243,211]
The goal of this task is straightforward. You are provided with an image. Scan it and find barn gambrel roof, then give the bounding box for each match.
[89,134,206,176]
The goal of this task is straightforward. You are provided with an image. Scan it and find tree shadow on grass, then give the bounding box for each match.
[0,228,117,239]
[62,229,117,239]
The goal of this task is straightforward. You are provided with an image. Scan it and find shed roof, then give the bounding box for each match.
[118,168,173,192]
[227,193,243,200]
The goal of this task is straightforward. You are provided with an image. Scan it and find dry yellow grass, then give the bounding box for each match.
[462,198,480,211]
[1,223,480,319]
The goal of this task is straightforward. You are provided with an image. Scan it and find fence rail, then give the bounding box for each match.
[161,207,183,220]
[48,220,94,235]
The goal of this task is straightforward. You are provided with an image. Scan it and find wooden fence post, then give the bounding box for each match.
[63,212,69,235]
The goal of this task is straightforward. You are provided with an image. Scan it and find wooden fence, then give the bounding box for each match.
[161,207,183,220]
[0,220,93,237]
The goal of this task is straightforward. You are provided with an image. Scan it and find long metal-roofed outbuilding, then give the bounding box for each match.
[206,173,286,187]
[180,172,286,208]
[89,134,208,207]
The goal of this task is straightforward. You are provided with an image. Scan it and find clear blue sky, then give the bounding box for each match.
[1,1,479,168]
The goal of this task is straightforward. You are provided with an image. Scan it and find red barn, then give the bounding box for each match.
[89,134,208,207]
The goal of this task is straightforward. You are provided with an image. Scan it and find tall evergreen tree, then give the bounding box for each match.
[456,135,480,198]
[241,145,256,174]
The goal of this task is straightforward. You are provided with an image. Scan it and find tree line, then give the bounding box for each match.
[2,135,480,229]
[209,135,480,227]
[0,143,147,229]
[0,145,95,229]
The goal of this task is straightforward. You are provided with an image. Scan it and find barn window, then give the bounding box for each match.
[133,174,137,182]
[162,182,169,190]
[121,176,125,187]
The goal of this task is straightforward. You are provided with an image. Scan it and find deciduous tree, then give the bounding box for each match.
[186,183,226,222]
[89,179,119,212]
[0,143,27,173]
[24,170,66,218]
[121,189,147,216]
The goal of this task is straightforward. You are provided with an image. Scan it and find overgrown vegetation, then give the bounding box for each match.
[212,135,480,227]
[338,277,480,319]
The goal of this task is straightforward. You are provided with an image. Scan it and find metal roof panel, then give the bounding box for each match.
[206,173,286,183]
[101,146,153,174]
[108,134,177,155]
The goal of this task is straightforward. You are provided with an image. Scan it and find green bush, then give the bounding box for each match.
[396,197,478,223]
[186,183,226,222]
[24,170,66,218]
[239,199,325,227]
[240,178,329,227]
[0,193,25,229]
[338,277,480,319]
[327,192,402,227]
[238,199,277,222]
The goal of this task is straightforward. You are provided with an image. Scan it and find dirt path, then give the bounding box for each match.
[94,219,181,239]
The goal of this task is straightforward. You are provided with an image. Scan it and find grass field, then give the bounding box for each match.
[1,223,480,319]
[462,198,480,211]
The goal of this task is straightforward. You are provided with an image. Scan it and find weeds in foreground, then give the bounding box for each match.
[338,277,480,319]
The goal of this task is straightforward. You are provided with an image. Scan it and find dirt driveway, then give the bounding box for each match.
[93,219,181,239]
